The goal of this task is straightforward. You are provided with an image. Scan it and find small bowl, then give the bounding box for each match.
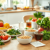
[24,29,38,38]
[17,36,32,44]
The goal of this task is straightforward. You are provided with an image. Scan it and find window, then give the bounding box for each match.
[1,0,29,8]
[13,0,29,7]
[17,0,27,7]
[0,0,8,8]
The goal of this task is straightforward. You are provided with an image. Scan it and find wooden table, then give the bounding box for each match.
[0,38,50,50]
[0,24,50,50]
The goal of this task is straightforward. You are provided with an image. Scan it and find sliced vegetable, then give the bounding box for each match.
[32,19,37,22]
[2,35,8,40]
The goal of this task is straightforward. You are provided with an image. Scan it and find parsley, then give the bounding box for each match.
[0,39,4,45]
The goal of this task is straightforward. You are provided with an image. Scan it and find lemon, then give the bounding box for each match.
[4,23,10,28]
[24,6,26,8]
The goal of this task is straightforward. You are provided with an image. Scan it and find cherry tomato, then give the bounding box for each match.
[38,18,42,20]
[0,22,4,27]
[2,35,8,40]
[0,35,2,40]
[32,19,37,22]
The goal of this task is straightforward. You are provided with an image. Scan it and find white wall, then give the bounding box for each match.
[37,0,50,6]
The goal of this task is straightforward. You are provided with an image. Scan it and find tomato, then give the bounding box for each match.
[0,35,2,40]
[2,35,8,40]
[0,22,4,27]
[38,28,44,33]
[32,19,37,22]
[38,18,42,20]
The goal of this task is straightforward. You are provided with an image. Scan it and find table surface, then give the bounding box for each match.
[0,38,50,50]
[0,24,50,50]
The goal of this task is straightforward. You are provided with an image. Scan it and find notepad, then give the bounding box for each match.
[31,41,46,47]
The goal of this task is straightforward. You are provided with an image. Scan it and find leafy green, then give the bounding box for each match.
[7,29,21,35]
[29,17,32,21]
[42,30,50,40]
[25,27,28,30]
[36,17,50,28]
[0,39,4,45]
[34,12,43,19]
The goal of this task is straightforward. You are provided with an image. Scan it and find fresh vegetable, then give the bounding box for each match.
[38,18,42,20]
[38,28,44,33]
[32,19,37,22]
[25,27,28,30]
[0,35,2,40]
[37,17,50,28]
[2,35,8,40]
[0,22,3,27]
[38,28,44,31]
[7,29,21,35]
[34,12,43,19]
[42,30,50,40]
[29,17,32,21]
[0,39,4,45]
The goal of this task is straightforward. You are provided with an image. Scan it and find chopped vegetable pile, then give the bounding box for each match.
[7,29,21,35]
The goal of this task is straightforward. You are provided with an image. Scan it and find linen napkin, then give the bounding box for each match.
[31,41,45,47]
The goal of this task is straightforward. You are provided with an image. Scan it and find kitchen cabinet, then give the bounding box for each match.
[0,11,36,24]
[7,11,36,24]
[0,14,8,23]
[45,12,50,17]
[7,13,23,24]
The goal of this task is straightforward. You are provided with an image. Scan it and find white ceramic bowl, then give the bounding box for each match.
[17,36,32,44]
[24,29,38,38]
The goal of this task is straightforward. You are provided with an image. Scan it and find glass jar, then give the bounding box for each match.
[26,20,32,28]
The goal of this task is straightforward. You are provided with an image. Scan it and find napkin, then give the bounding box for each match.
[31,41,45,47]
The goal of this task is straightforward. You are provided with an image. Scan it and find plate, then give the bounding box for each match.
[11,32,22,37]
[1,37,11,43]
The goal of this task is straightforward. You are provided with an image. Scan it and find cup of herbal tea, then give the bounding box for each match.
[34,33,43,41]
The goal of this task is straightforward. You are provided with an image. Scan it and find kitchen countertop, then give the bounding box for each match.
[33,9,50,12]
[0,9,50,14]
[0,38,50,50]
[0,9,33,14]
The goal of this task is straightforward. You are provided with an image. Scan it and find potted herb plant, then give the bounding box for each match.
[12,0,19,10]
[0,3,2,11]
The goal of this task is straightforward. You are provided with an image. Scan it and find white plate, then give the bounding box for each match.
[1,37,11,43]
[11,33,22,37]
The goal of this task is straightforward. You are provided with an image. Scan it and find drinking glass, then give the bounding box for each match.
[26,20,32,28]
[34,33,43,41]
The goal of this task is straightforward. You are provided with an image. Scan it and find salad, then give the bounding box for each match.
[7,29,21,35]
